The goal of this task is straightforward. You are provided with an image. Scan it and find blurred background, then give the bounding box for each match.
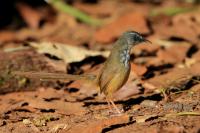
[1,0,200,46]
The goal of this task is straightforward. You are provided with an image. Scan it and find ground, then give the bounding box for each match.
[0,0,200,133]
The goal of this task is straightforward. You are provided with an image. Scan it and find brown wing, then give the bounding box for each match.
[98,64,130,96]
[98,67,118,93]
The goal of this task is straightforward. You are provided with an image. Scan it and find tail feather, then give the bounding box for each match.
[12,71,97,82]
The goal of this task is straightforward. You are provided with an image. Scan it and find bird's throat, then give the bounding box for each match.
[119,45,132,68]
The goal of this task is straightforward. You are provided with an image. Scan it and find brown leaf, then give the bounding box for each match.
[114,81,141,100]
[157,43,191,64]
[188,62,200,75]
[30,42,109,64]
[144,67,196,90]
[16,3,42,29]
[0,31,16,43]
[153,11,200,43]
[67,80,98,101]
[66,115,130,133]
[75,1,115,17]
[29,100,86,115]
[113,71,142,99]
[0,88,86,115]
[131,63,147,76]
[94,12,149,43]
[132,43,160,55]
[193,50,200,61]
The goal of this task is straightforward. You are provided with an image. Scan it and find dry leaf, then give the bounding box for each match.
[16,3,42,29]
[94,12,149,43]
[67,115,130,133]
[153,10,200,44]
[131,63,147,76]
[145,67,195,90]
[29,42,109,64]
[157,43,191,64]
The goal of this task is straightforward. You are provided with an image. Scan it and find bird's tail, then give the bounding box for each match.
[12,71,97,82]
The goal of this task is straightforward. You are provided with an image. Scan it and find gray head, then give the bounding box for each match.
[122,31,151,46]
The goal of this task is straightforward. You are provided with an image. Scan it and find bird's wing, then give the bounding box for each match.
[98,66,120,94]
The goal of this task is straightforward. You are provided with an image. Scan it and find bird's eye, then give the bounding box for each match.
[134,35,140,41]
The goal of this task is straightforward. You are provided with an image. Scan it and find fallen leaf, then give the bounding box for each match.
[144,66,198,91]
[114,72,142,100]
[75,1,115,17]
[178,58,197,68]
[28,97,87,115]
[131,63,147,76]
[29,42,109,64]
[187,62,200,75]
[67,80,98,101]
[192,50,200,61]
[16,2,42,29]
[0,88,86,115]
[132,43,160,54]
[66,115,131,133]
[114,80,141,100]
[94,12,149,43]
[157,43,191,64]
[0,31,16,43]
[156,126,184,133]
[153,39,177,48]
[153,10,200,44]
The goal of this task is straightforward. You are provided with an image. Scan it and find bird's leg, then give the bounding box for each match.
[109,99,122,114]
[106,96,122,114]
[105,97,112,111]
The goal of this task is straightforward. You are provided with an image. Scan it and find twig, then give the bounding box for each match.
[45,0,102,26]
[150,7,196,16]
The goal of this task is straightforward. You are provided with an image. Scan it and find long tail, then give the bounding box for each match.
[12,71,97,82]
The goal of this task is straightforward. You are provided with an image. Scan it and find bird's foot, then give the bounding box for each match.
[101,108,124,117]
[108,108,124,116]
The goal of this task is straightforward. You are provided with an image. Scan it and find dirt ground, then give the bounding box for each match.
[0,0,200,133]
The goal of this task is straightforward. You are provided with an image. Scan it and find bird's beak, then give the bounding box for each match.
[144,39,152,44]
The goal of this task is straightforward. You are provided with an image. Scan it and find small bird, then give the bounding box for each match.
[13,31,150,114]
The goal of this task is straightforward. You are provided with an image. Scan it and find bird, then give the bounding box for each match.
[13,31,150,114]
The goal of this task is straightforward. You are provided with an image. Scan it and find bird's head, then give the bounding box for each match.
[122,31,151,46]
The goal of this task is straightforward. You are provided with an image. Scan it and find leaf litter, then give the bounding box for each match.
[29,42,109,64]
[0,0,200,133]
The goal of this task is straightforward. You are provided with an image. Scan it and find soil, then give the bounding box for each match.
[0,0,200,133]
